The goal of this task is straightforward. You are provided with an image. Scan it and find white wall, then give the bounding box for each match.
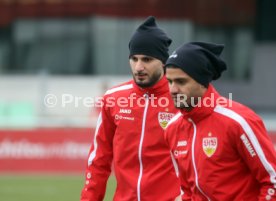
[0,75,130,128]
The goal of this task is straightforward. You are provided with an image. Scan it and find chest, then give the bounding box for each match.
[173,120,238,169]
[111,96,176,145]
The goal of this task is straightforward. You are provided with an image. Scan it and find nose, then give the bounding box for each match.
[169,82,179,94]
[135,60,145,72]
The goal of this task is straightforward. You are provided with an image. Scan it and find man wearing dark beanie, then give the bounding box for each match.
[164,42,276,200]
[81,16,182,201]
[129,16,171,64]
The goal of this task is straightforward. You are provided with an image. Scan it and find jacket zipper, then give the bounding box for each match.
[137,93,149,201]
[189,118,211,201]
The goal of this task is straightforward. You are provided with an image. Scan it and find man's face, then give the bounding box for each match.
[166,67,207,110]
[130,55,164,88]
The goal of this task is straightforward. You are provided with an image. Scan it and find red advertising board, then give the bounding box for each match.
[0,129,275,173]
[0,0,255,26]
[270,132,276,149]
[0,128,93,173]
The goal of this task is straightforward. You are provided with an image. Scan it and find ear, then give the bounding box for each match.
[162,64,166,74]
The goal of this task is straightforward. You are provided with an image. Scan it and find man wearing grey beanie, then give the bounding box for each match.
[81,16,182,201]
[165,42,276,200]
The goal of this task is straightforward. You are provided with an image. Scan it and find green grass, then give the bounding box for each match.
[0,174,116,201]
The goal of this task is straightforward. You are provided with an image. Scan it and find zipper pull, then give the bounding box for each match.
[143,93,149,98]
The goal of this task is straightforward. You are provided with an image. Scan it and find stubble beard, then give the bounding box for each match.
[134,71,162,88]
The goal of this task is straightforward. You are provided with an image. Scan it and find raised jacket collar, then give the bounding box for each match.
[132,76,170,97]
[180,84,222,123]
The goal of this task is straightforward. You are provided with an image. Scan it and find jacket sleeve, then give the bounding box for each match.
[80,96,116,201]
[179,178,192,201]
[234,116,276,200]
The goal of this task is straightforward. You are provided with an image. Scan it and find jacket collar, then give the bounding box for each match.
[132,76,169,97]
[180,84,221,123]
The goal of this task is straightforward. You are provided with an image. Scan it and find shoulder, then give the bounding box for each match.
[104,80,133,97]
[213,102,264,130]
[165,112,183,130]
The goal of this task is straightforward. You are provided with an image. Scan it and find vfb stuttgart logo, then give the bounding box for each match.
[158,112,174,129]
[202,137,218,157]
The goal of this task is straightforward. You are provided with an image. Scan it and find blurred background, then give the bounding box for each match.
[0,0,275,200]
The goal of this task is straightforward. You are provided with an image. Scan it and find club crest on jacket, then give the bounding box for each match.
[158,112,174,129]
[202,137,218,157]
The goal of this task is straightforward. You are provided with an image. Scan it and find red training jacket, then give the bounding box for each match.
[165,84,276,201]
[81,76,181,201]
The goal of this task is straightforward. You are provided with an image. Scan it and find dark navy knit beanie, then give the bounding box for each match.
[129,16,172,64]
[165,42,227,87]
